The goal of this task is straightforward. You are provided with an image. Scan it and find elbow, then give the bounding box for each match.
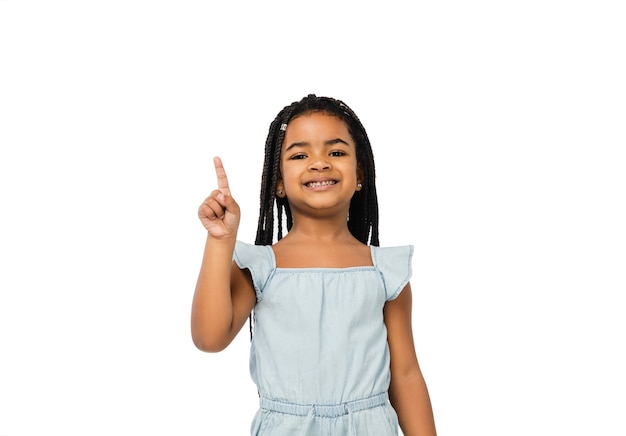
[191,329,230,353]
[191,313,237,352]
[192,336,227,353]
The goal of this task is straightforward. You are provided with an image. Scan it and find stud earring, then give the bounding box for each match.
[356,183,362,191]
[277,189,283,195]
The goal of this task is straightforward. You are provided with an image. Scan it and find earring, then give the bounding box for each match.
[277,189,283,195]
[356,183,362,191]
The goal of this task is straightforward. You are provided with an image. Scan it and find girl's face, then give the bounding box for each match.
[278,112,362,216]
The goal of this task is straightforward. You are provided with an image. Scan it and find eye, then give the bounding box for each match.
[329,150,346,157]
[289,153,307,160]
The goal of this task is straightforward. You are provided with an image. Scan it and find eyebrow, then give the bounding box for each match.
[285,138,350,152]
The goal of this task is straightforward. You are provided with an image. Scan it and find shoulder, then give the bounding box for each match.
[371,244,414,271]
[371,245,414,301]
[371,244,413,258]
[233,241,276,301]
[233,241,274,265]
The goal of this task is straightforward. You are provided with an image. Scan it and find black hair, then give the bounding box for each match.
[254,94,380,246]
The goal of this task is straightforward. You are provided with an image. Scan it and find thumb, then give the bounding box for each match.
[218,191,240,214]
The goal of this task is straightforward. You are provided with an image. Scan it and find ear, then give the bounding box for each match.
[276,179,286,198]
[355,167,364,191]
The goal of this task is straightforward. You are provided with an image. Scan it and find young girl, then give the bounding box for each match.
[191,94,437,435]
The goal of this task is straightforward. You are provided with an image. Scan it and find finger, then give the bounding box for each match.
[200,194,227,219]
[200,202,225,221]
[213,156,231,196]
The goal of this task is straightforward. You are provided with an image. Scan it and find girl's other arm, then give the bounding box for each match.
[191,157,256,352]
[384,283,437,436]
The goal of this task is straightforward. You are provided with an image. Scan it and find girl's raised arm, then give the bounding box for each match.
[191,157,256,352]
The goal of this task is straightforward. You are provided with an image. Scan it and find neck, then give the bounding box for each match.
[282,214,355,244]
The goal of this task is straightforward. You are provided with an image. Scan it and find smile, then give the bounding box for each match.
[305,180,337,188]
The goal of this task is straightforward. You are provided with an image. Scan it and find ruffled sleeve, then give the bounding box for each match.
[233,241,275,302]
[371,245,414,301]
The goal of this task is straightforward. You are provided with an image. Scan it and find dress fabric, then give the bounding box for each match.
[233,241,413,436]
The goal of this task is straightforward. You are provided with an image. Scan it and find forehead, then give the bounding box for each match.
[282,112,352,146]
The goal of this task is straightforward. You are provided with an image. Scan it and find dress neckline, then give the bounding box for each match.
[267,245,376,270]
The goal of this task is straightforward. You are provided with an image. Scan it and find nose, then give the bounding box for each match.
[308,153,331,171]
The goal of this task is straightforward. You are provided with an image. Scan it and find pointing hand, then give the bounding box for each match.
[198,157,241,238]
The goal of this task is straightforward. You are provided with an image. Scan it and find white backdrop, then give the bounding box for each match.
[1,1,624,435]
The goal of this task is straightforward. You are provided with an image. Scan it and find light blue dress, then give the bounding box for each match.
[233,241,413,436]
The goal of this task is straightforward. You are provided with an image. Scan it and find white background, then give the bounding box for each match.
[1,1,625,435]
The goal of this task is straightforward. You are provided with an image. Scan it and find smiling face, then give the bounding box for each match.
[277,111,362,217]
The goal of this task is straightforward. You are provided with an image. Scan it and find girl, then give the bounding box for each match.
[191,95,437,435]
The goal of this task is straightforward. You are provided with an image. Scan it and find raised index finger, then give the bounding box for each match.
[213,156,231,196]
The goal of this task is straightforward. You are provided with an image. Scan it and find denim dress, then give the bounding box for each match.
[233,241,413,436]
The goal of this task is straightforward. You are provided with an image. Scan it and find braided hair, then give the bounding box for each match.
[254,94,380,247]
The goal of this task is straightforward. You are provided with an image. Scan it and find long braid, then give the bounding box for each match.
[255,116,285,245]
[255,122,275,245]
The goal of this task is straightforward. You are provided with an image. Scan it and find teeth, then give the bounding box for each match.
[307,180,336,188]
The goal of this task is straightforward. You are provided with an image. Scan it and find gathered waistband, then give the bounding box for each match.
[259,392,388,418]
